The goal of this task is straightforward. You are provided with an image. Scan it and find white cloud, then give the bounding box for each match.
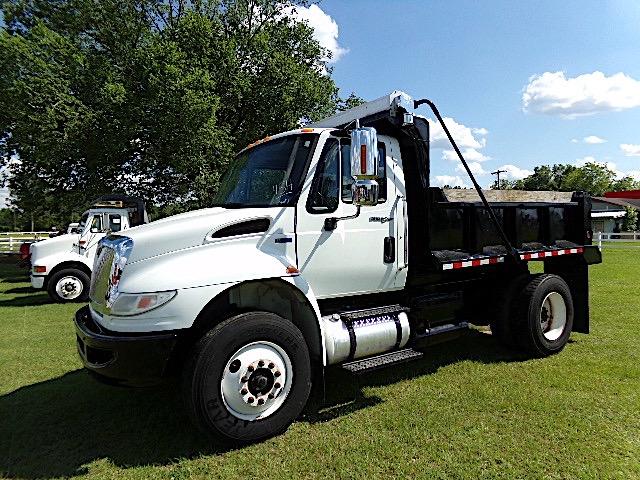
[443,148,490,163]
[428,117,490,168]
[455,161,486,176]
[571,138,579,143]
[583,135,607,144]
[428,117,487,150]
[287,4,347,63]
[497,164,533,180]
[522,71,640,118]
[434,175,470,188]
[621,144,640,157]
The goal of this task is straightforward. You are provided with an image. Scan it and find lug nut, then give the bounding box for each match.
[258,360,264,367]
[247,397,254,403]
[247,365,254,372]
[241,376,248,383]
[257,398,265,405]
[241,388,248,395]
[268,362,275,369]
[268,393,274,399]
[274,382,281,389]
[274,371,281,378]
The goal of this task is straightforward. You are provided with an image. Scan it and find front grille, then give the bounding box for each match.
[90,245,115,306]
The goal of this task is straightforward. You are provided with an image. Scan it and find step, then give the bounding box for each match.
[341,348,424,374]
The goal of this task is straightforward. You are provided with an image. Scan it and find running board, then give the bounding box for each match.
[341,348,424,374]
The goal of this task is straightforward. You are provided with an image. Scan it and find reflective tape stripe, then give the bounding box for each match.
[440,247,584,270]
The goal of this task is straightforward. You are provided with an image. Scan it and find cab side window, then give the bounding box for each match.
[90,215,103,232]
[108,214,122,232]
[307,139,340,213]
[342,142,387,203]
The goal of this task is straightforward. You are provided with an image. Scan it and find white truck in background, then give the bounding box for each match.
[30,195,148,302]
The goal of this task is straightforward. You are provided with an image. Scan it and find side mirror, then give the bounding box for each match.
[352,179,379,206]
[350,127,378,179]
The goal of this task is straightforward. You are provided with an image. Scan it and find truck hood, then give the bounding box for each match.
[123,207,288,264]
[30,233,79,261]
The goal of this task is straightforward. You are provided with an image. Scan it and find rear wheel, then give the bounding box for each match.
[183,312,311,443]
[47,268,90,302]
[513,274,574,356]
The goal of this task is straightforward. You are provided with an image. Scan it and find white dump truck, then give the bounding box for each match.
[30,195,148,302]
[75,92,601,443]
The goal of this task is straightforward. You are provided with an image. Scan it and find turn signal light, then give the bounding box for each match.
[34,266,46,273]
[286,265,299,274]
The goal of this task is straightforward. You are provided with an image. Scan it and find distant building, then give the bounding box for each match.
[591,190,640,233]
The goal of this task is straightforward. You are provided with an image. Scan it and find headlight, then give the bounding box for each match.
[109,290,177,316]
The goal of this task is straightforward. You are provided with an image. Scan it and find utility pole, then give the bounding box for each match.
[491,169,507,190]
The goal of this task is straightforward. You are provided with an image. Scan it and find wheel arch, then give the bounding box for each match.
[187,277,325,369]
[46,261,92,286]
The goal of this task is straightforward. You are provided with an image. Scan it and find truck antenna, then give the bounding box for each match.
[413,98,520,264]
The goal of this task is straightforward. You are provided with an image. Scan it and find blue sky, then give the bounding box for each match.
[310,0,640,187]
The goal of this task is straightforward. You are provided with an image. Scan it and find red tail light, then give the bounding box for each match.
[19,242,31,260]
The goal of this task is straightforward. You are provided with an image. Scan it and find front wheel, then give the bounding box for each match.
[47,268,90,302]
[182,312,311,443]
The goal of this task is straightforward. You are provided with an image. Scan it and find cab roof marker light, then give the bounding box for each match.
[301,128,314,133]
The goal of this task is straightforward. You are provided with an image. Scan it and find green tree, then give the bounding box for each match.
[0,0,345,224]
[511,162,639,196]
[622,206,638,232]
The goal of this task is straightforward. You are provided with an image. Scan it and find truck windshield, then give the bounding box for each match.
[213,133,317,207]
[77,212,89,231]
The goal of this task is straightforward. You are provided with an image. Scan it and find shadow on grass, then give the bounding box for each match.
[0,330,528,479]
[0,294,51,307]
[3,286,35,295]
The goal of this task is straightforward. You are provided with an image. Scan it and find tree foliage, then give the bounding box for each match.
[622,206,638,232]
[0,0,349,227]
[496,162,640,197]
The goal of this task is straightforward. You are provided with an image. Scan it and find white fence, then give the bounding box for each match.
[0,232,49,253]
[595,232,640,247]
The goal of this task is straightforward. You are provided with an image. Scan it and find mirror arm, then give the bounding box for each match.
[324,205,361,231]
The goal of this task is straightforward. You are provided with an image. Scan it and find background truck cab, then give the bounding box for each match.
[30,195,148,302]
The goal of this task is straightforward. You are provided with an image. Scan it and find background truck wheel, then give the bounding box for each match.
[182,311,311,443]
[489,274,530,348]
[513,274,574,357]
[47,268,90,302]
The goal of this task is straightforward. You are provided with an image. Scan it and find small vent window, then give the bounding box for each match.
[212,219,270,238]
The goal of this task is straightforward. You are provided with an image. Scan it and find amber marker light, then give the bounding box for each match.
[360,144,367,174]
[301,128,314,133]
[34,266,46,273]
[286,265,299,274]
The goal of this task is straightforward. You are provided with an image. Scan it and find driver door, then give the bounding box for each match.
[296,134,405,299]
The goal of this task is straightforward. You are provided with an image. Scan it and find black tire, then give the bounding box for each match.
[489,274,530,347]
[46,268,90,302]
[512,274,574,357]
[182,311,311,443]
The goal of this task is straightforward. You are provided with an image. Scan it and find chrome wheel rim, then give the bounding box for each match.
[220,341,293,421]
[55,276,83,300]
[540,292,567,341]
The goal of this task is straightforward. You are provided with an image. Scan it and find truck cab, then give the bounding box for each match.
[75,91,601,443]
[30,195,147,302]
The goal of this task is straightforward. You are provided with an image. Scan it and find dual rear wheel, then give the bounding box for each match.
[490,274,574,356]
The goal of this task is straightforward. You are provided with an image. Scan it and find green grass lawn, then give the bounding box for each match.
[1,250,639,480]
